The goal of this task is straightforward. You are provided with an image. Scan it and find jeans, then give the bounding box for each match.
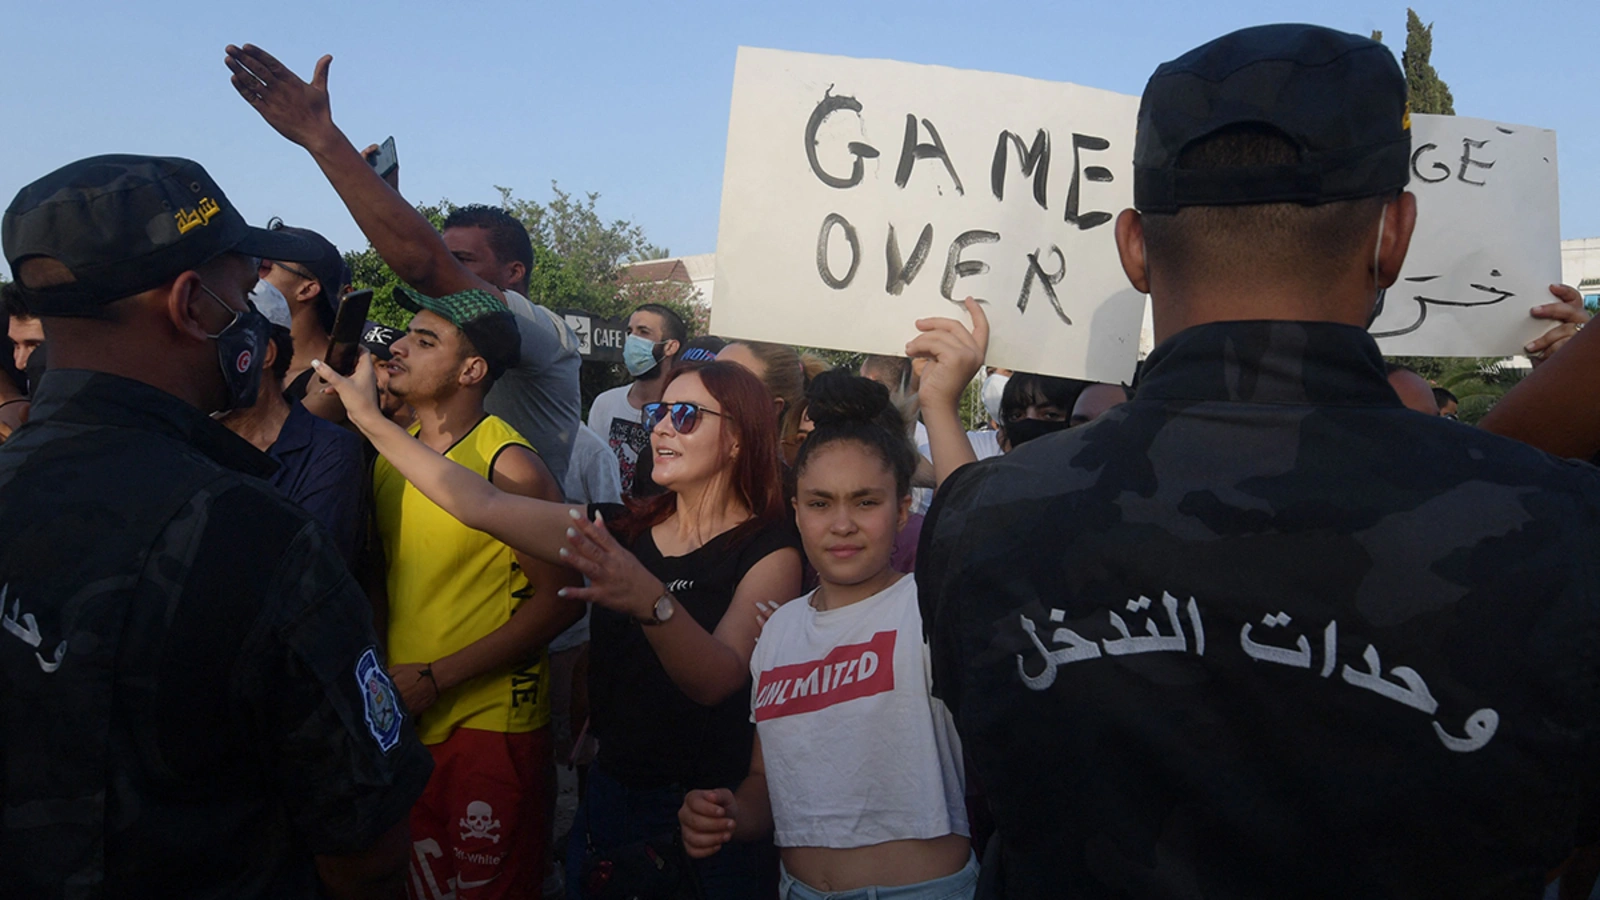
[565,764,761,900]
[779,852,979,900]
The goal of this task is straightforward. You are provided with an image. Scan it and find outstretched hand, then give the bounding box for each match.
[906,296,990,412]
[225,44,338,150]
[310,352,382,428]
[1525,283,1591,367]
[556,509,666,621]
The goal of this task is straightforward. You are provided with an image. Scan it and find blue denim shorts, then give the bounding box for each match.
[778,852,978,900]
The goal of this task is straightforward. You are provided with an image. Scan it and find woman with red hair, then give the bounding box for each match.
[317,357,801,899]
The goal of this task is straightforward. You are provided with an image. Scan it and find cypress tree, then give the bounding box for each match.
[1402,9,1456,115]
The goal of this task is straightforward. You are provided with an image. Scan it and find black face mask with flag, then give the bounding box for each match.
[199,284,270,413]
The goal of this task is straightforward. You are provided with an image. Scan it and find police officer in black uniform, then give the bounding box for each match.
[0,155,432,899]
[919,25,1600,899]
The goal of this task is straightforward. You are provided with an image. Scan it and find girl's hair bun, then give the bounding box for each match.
[805,369,891,428]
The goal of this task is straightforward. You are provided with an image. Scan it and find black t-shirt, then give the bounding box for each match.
[920,322,1600,899]
[587,507,799,790]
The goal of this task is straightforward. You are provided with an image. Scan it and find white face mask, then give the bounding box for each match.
[981,372,1010,424]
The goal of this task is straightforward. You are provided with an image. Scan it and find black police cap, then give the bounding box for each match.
[3,154,318,317]
[1133,24,1411,213]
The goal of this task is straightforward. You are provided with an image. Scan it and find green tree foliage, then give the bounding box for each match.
[1385,355,1524,424]
[1403,9,1455,116]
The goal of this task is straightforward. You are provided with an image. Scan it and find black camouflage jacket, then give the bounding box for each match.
[0,370,431,899]
[920,321,1600,900]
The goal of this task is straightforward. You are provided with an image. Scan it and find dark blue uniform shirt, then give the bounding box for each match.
[267,400,364,566]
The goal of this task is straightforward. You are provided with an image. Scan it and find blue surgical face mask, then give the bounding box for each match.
[623,333,663,378]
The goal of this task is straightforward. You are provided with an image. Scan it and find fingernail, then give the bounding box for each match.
[568,507,582,520]
[557,588,568,598]
[566,527,577,539]
[1525,342,1538,352]
[311,359,323,368]
[559,547,570,558]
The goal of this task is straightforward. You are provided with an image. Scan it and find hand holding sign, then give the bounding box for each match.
[909,297,989,487]
[1524,283,1591,364]
[907,296,990,413]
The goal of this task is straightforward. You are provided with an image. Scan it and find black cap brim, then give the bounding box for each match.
[231,225,320,264]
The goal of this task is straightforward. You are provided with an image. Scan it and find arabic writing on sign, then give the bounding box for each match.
[1,584,66,673]
[1017,598,1499,753]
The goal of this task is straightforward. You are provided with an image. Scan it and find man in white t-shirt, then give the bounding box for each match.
[586,303,684,495]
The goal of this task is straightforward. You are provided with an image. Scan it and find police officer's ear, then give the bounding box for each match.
[167,271,223,342]
[1374,192,1418,290]
[1114,208,1151,295]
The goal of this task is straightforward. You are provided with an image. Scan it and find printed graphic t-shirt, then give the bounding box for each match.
[586,384,649,496]
[375,415,550,744]
[750,575,967,849]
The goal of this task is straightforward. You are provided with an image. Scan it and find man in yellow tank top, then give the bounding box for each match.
[373,287,582,900]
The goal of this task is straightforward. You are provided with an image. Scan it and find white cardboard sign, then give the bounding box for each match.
[1372,114,1561,357]
[713,47,1145,383]
[713,48,1561,369]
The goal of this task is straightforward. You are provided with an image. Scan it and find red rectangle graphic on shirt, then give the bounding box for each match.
[754,630,896,721]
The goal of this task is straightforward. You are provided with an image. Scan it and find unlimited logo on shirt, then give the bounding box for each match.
[754,630,896,721]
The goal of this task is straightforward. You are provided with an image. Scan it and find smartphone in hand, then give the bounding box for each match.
[367,136,398,179]
[325,289,373,376]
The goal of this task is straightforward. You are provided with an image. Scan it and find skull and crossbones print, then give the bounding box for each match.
[459,800,501,843]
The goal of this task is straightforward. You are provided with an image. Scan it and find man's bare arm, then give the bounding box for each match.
[224,44,496,300]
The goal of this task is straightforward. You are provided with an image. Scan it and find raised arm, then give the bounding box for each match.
[224,44,495,300]
[312,356,579,563]
[907,297,988,486]
[1480,286,1600,459]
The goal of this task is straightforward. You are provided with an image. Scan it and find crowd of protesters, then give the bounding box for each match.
[5,21,1600,900]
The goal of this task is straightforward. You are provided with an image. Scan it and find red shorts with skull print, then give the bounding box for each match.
[406,727,550,900]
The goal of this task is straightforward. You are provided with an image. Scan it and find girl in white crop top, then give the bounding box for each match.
[678,372,976,899]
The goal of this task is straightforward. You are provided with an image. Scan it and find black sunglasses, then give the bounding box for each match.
[271,260,319,283]
[643,401,727,434]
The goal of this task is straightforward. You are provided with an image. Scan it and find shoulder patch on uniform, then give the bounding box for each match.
[356,647,403,753]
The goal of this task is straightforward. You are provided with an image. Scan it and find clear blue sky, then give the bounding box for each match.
[3,0,1595,276]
